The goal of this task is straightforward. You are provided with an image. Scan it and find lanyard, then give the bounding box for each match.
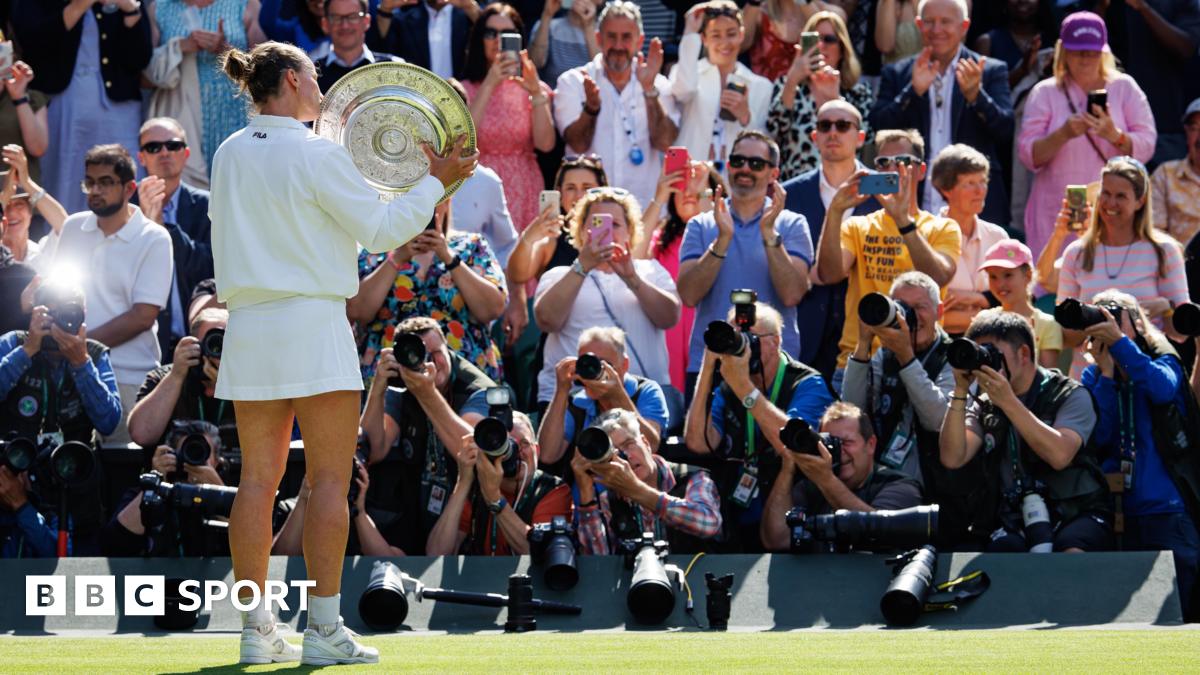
[197,397,227,424]
[488,480,532,555]
[1117,382,1137,461]
[39,366,67,435]
[745,362,787,463]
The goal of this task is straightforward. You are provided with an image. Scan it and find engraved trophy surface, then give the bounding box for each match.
[315,62,476,202]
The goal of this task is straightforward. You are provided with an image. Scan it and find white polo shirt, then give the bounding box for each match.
[48,207,174,385]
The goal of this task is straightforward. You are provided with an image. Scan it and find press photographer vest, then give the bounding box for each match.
[793,465,916,517]
[460,468,564,555]
[544,374,651,479]
[875,333,952,476]
[1131,334,1200,526]
[1,333,109,443]
[978,367,1109,526]
[607,460,711,554]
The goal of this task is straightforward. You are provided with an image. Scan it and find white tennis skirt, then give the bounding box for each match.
[214,296,363,401]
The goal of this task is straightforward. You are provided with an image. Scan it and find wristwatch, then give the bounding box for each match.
[764,233,782,248]
[742,389,761,410]
[898,222,917,235]
[570,258,587,278]
[486,496,508,514]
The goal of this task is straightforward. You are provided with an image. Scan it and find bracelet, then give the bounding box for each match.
[898,222,917,235]
[11,96,29,107]
[708,244,727,259]
[643,87,659,99]
[530,94,549,107]
[29,187,45,207]
[387,252,404,270]
[579,499,598,508]
[444,256,463,272]
[950,394,968,401]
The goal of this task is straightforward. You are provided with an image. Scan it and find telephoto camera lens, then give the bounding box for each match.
[1021,492,1054,553]
[0,436,38,473]
[880,545,938,626]
[575,352,603,380]
[858,293,914,329]
[806,505,939,549]
[702,320,750,356]
[1053,298,1107,331]
[947,338,1005,372]
[199,328,225,359]
[778,419,843,469]
[1173,302,1200,337]
[473,418,513,459]
[49,441,95,486]
[177,433,211,466]
[575,427,615,463]
[528,515,579,591]
[392,332,428,371]
[627,538,676,625]
[358,560,411,631]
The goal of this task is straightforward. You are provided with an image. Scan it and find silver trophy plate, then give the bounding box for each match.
[314,62,476,202]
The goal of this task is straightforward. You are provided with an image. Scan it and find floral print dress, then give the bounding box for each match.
[357,233,507,382]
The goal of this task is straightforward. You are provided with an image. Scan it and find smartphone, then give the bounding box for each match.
[719,80,747,122]
[424,215,437,231]
[0,42,13,81]
[664,146,690,192]
[539,189,561,215]
[589,213,614,247]
[800,32,820,53]
[1066,185,1088,229]
[859,172,900,196]
[1087,89,1107,114]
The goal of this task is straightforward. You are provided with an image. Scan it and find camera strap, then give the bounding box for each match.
[1059,81,1108,165]
[38,366,68,436]
[196,397,227,425]
[1117,382,1137,490]
[923,570,991,613]
[744,362,787,465]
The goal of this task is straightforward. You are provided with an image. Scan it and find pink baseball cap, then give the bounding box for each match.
[978,239,1033,272]
[1060,12,1108,52]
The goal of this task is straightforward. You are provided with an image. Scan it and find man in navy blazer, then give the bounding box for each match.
[869,0,1013,226]
[132,118,212,360]
[783,101,879,381]
[383,0,476,79]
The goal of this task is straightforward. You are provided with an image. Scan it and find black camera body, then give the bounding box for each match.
[139,470,238,531]
[473,387,520,477]
[859,293,916,330]
[528,515,579,591]
[702,289,761,372]
[947,338,1005,372]
[199,328,224,360]
[1054,298,1124,331]
[33,280,86,351]
[387,332,430,388]
[779,418,842,470]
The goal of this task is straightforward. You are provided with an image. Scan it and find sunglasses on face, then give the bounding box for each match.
[141,140,187,154]
[482,27,513,39]
[728,154,773,171]
[80,177,123,193]
[326,11,365,25]
[815,119,858,133]
[874,154,920,169]
[817,34,840,45]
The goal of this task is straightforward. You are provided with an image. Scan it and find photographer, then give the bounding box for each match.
[760,402,922,551]
[1080,291,1200,621]
[574,408,721,555]
[427,411,572,555]
[940,309,1111,552]
[683,301,835,551]
[538,327,669,469]
[359,317,495,555]
[101,420,231,557]
[128,308,233,447]
[0,281,121,441]
[842,271,954,483]
[0,465,61,557]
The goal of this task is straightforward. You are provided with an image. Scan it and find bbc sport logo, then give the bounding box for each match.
[25,575,315,617]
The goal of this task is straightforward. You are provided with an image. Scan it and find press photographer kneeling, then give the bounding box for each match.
[760,402,922,551]
[128,308,235,447]
[573,408,722,555]
[940,309,1111,553]
[683,296,835,551]
[102,420,237,557]
[427,394,572,555]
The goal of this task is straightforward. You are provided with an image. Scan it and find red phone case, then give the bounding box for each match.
[664,147,689,192]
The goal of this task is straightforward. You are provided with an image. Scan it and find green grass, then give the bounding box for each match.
[2,631,1200,674]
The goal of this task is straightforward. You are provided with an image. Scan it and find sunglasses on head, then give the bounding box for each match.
[815,119,858,133]
[703,6,739,18]
[728,154,773,171]
[874,154,920,169]
[141,140,187,154]
[587,186,631,197]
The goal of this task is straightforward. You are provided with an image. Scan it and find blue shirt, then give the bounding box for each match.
[562,373,669,440]
[709,362,835,440]
[679,198,812,373]
[0,332,123,436]
[0,502,61,558]
[1082,336,1186,517]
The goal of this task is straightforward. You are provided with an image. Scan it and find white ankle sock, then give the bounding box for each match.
[242,602,272,629]
[308,593,341,628]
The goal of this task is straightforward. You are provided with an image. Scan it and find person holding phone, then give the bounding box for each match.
[739,0,845,80]
[1017,11,1155,263]
[462,4,556,229]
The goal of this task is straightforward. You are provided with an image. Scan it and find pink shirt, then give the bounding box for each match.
[1017,74,1156,261]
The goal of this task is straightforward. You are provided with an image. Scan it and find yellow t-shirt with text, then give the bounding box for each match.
[837,210,962,368]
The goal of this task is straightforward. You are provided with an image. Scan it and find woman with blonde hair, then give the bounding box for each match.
[532,188,680,407]
[767,10,873,180]
[739,0,846,80]
[1057,156,1188,377]
[1016,11,1155,261]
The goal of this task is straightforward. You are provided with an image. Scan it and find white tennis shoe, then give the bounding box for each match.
[302,618,380,666]
[239,621,301,664]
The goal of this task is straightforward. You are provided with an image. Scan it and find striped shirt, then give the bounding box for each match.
[577,456,722,555]
[630,0,677,44]
[532,17,593,86]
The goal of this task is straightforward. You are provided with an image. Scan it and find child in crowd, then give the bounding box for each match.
[980,239,1063,368]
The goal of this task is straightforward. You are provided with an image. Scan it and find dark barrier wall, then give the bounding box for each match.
[0,552,1182,634]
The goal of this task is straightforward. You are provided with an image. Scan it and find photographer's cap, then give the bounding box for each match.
[1060,12,1108,52]
[978,239,1032,272]
[1183,97,1200,125]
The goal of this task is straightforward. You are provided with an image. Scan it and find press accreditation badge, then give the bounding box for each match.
[731,465,758,508]
[880,427,914,469]
[1121,460,1134,490]
[428,483,447,516]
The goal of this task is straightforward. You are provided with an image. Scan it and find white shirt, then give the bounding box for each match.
[48,207,173,385]
[553,55,680,209]
[946,215,1009,293]
[923,56,960,213]
[535,259,677,401]
[426,3,454,80]
[209,115,443,309]
[450,165,518,266]
[819,160,868,220]
[667,33,772,167]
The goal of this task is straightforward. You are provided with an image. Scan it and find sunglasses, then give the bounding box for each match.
[326,11,365,25]
[874,154,920,169]
[481,27,511,39]
[141,140,187,154]
[587,186,631,197]
[728,154,773,171]
[80,176,124,193]
[818,34,841,45]
[815,119,858,133]
[703,6,740,18]
[565,153,604,167]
